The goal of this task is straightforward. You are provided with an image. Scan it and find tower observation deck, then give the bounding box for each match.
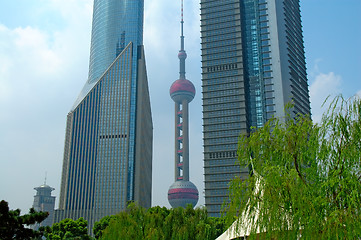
[168,0,199,208]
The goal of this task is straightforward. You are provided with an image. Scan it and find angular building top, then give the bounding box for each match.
[73,0,145,109]
[88,0,144,84]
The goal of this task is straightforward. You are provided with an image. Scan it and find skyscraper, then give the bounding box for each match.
[201,0,310,216]
[168,0,199,209]
[55,0,152,229]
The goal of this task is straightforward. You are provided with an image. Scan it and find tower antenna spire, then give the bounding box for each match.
[181,0,184,38]
[179,0,186,79]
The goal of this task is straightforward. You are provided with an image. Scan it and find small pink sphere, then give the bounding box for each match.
[178,51,187,60]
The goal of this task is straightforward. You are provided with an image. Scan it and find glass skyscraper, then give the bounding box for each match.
[201,0,310,216]
[55,0,152,230]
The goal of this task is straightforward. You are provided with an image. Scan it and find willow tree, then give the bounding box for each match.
[99,203,226,240]
[226,96,361,239]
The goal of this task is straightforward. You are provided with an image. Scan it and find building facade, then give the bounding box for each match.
[200,0,310,216]
[55,0,152,230]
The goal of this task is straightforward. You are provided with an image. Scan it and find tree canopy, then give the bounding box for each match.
[97,203,226,240]
[93,215,117,239]
[42,217,91,240]
[0,200,48,240]
[226,96,361,239]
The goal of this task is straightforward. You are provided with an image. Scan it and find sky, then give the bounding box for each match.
[0,0,360,213]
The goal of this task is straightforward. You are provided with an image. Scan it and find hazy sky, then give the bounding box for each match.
[0,0,360,213]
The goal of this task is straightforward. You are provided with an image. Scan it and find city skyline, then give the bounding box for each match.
[0,0,360,213]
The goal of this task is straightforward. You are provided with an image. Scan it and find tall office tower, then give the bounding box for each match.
[168,0,199,209]
[201,0,311,216]
[32,181,56,228]
[55,0,152,229]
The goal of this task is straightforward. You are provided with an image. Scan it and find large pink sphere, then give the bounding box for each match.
[168,180,199,208]
[170,79,195,103]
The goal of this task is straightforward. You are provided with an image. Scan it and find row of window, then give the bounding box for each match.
[208,151,237,160]
[205,172,239,181]
[201,32,237,44]
[202,48,240,61]
[206,143,238,152]
[205,188,229,196]
[203,57,239,68]
[206,196,229,204]
[205,69,240,79]
[201,25,241,38]
[204,136,239,145]
[204,108,243,118]
[204,122,246,132]
[200,0,237,9]
[203,115,242,125]
[203,38,237,49]
[206,63,238,73]
[203,88,241,98]
[203,101,240,111]
[202,44,238,56]
[201,14,238,26]
[205,180,230,189]
[201,19,240,32]
[205,129,241,138]
[203,95,243,105]
[99,134,127,139]
[202,75,242,86]
[201,1,237,14]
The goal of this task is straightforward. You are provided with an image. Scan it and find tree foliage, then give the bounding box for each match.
[226,96,361,239]
[93,215,117,239]
[43,217,91,240]
[97,203,226,240]
[0,200,48,240]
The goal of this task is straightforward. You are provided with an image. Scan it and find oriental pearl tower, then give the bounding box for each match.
[168,0,199,209]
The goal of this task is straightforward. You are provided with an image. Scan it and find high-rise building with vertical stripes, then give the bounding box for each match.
[55,0,152,230]
[201,0,310,216]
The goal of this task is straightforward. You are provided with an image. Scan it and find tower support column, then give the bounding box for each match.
[175,102,181,180]
[182,100,189,181]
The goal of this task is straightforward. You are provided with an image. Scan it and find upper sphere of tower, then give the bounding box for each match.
[178,51,187,60]
[170,79,196,103]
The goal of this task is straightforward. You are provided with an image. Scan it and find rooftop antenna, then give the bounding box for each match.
[181,0,184,39]
[44,172,47,185]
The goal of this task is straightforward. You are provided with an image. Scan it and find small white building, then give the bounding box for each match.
[32,182,56,228]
